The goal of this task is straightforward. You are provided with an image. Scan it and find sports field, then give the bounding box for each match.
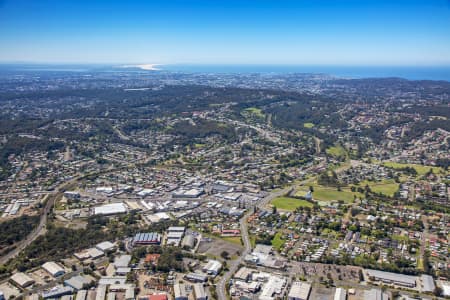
[271,196,313,211]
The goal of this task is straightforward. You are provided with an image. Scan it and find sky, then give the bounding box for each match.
[0,0,449,66]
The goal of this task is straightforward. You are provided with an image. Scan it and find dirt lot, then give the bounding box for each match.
[136,271,172,299]
[197,237,243,259]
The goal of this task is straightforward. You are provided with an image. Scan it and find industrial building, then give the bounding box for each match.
[193,283,207,300]
[42,261,65,277]
[96,241,116,252]
[93,202,127,215]
[202,260,222,276]
[365,269,416,288]
[287,281,311,300]
[174,283,189,300]
[96,285,107,300]
[76,290,88,300]
[185,273,208,283]
[234,267,253,282]
[64,275,93,290]
[364,288,389,300]
[42,286,74,299]
[333,287,346,300]
[133,232,162,245]
[166,227,185,246]
[181,234,196,249]
[114,255,131,268]
[420,274,436,293]
[10,272,35,288]
[259,275,286,300]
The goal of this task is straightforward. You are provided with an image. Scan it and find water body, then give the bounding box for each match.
[1,64,450,81]
[161,64,450,81]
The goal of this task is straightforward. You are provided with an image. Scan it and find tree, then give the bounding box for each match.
[220,251,230,260]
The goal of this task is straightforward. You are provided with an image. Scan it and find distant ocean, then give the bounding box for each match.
[1,64,450,81]
[161,64,450,81]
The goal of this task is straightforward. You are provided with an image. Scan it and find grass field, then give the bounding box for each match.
[271,196,313,211]
[242,107,265,119]
[222,236,242,245]
[303,122,315,128]
[271,232,285,250]
[326,144,347,159]
[359,179,399,197]
[296,185,361,203]
[382,161,443,175]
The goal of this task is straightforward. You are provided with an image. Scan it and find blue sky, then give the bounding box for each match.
[0,0,449,65]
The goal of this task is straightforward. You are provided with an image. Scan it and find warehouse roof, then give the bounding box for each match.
[10,272,35,287]
[93,202,127,215]
[288,281,311,300]
[42,261,65,277]
[366,269,416,286]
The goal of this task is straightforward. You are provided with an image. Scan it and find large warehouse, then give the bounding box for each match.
[133,232,161,245]
[366,269,416,288]
[42,261,66,277]
[93,202,127,216]
[10,272,35,288]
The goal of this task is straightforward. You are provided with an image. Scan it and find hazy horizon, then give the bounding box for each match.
[0,0,449,66]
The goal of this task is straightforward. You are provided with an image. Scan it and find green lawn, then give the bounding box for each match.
[222,236,242,245]
[242,107,265,119]
[303,122,315,128]
[271,232,285,250]
[326,144,347,159]
[383,161,443,175]
[271,196,313,211]
[296,185,360,203]
[359,179,399,197]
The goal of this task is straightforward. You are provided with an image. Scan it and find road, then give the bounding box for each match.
[216,186,292,300]
[0,175,83,265]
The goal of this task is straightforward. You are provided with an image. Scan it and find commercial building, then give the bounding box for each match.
[42,261,66,277]
[148,294,168,300]
[334,288,346,300]
[10,272,35,288]
[365,269,416,288]
[288,281,311,300]
[259,275,286,300]
[172,188,204,198]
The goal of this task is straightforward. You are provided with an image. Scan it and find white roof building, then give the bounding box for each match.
[10,272,35,288]
[93,203,127,215]
[333,287,346,300]
[96,241,116,252]
[288,281,311,300]
[202,260,222,276]
[42,261,65,277]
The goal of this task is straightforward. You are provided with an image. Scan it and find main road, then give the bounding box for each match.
[216,186,292,300]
